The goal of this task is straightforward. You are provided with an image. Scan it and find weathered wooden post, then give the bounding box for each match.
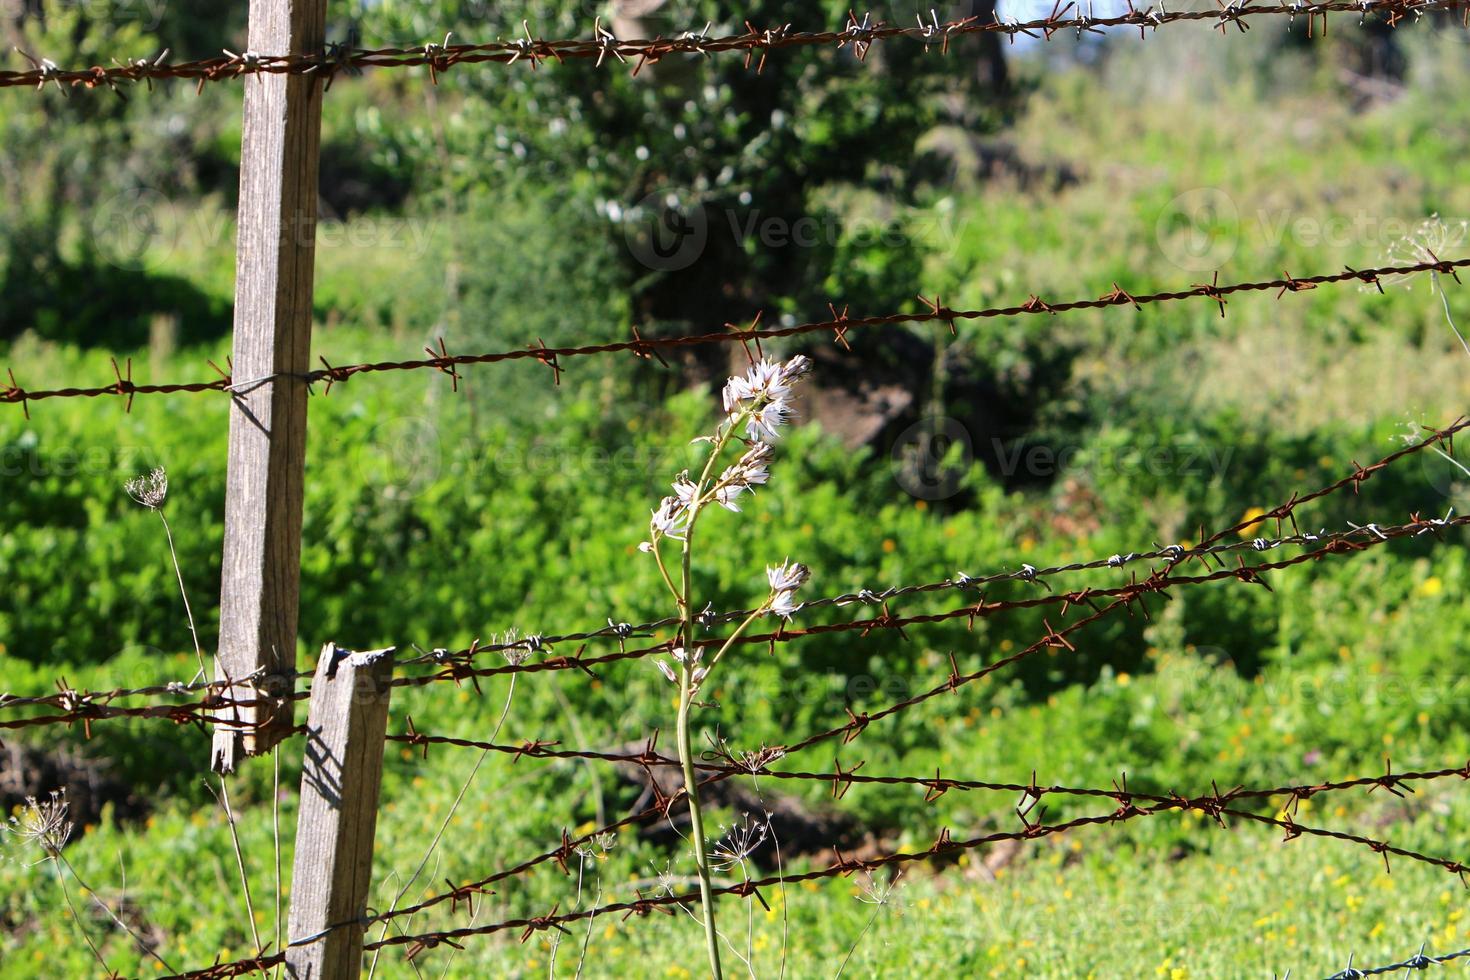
[286,644,395,979]
[212,0,329,772]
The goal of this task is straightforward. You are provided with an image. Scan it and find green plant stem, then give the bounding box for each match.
[652,543,683,607]
[677,666,723,980]
[677,432,732,980]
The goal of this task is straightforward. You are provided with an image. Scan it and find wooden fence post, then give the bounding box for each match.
[286,643,395,979]
[212,0,329,772]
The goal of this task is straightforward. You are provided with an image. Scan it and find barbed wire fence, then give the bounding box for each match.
[4,4,1470,979]
[4,0,1470,93]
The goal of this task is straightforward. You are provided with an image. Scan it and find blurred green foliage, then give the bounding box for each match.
[3,5,1470,977]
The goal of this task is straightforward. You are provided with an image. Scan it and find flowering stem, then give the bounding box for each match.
[678,518,723,979]
[676,667,723,980]
[155,509,207,683]
[49,856,112,976]
[642,357,810,978]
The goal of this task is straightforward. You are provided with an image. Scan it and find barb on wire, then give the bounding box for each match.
[382,729,1470,819]
[4,258,1468,412]
[5,420,1464,732]
[164,767,1470,979]
[144,482,1470,977]
[4,1,1469,93]
[372,440,1470,928]
[1317,942,1470,978]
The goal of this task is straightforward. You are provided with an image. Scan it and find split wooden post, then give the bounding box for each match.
[286,644,395,979]
[212,0,329,772]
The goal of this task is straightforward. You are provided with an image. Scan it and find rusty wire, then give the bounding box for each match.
[385,730,1470,817]
[162,773,1470,979]
[4,258,1467,416]
[351,433,1470,936]
[110,429,1470,977]
[4,0,1468,96]
[0,514,1444,734]
[3,418,1462,735]
[343,514,1470,936]
[398,507,1468,694]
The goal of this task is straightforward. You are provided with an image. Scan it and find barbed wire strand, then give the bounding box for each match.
[383,731,1470,816]
[9,502,1446,735]
[4,258,1466,415]
[1319,943,1470,978]
[337,510,1468,940]
[3,418,1461,733]
[157,776,1470,979]
[4,0,1467,94]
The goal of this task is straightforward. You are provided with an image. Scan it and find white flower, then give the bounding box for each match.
[714,485,745,512]
[722,358,784,414]
[672,474,699,508]
[1381,213,1469,290]
[744,444,774,483]
[766,560,809,593]
[721,355,811,432]
[767,561,808,619]
[124,467,168,509]
[746,399,793,442]
[638,541,655,553]
[710,813,770,872]
[652,659,678,684]
[3,791,72,857]
[651,496,689,539]
[712,443,775,512]
[770,590,800,619]
[672,645,702,666]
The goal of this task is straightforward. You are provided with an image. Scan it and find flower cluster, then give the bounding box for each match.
[710,811,771,872]
[712,442,772,513]
[124,467,169,510]
[767,559,810,618]
[641,354,811,552]
[653,644,708,687]
[3,791,72,859]
[722,355,811,443]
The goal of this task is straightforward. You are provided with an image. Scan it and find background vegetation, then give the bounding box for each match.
[2,3,1470,976]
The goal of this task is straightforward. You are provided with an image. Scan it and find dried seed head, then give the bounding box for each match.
[3,790,72,858]
[124,467,168,509]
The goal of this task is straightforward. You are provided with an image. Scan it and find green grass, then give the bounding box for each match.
[5,25,1470,980]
